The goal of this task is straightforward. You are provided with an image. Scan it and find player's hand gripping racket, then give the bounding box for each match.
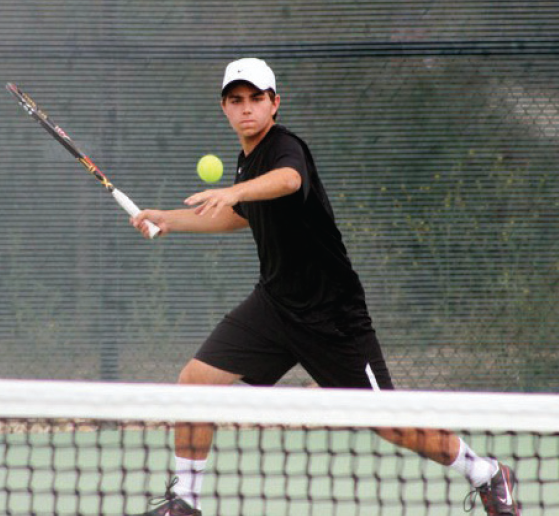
[5,83,160,239]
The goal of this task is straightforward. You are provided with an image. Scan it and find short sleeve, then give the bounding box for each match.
[272,133,311,199]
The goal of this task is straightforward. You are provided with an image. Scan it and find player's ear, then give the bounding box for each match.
[272,94,280,117]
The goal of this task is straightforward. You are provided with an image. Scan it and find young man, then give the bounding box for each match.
[131,58,521,516]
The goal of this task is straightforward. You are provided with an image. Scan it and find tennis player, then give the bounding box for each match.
[131,58,521,516]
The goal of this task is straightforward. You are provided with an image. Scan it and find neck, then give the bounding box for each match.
[240,121,275,156]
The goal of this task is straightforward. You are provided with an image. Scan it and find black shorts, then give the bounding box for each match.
[195,286,394,390]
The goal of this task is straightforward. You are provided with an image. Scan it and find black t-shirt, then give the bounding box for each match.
[233,124,372,333]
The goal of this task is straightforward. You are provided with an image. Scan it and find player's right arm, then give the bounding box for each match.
[132,205,248,238]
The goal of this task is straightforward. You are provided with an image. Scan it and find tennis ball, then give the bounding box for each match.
[197,154,223,183]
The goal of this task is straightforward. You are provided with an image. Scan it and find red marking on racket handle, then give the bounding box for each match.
[79,156,113,189]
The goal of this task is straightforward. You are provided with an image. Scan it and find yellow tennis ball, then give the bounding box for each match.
[197,154,223,183]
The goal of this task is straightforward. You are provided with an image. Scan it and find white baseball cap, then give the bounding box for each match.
[222,58,276,95]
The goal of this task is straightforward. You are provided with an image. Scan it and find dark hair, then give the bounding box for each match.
[267,90,278,121]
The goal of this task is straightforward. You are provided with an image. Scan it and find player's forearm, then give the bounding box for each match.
[165,207,247,233]
[234,167,302,202]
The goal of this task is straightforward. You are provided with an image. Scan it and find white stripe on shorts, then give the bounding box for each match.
[365,363,381,391]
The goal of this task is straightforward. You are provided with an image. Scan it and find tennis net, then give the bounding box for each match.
[1,380,558,515]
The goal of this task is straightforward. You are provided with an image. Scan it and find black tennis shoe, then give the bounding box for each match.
[130,478,201,516]
[465,463,521,515]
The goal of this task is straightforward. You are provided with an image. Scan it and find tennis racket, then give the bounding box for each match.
[5,83,160,239]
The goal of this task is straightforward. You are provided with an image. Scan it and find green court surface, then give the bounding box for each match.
[1,425,556,515]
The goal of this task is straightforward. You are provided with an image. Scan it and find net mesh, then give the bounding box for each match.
[1,380,558,516]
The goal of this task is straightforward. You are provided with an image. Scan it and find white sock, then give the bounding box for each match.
[449,439,498,487]
[174,456,207,510]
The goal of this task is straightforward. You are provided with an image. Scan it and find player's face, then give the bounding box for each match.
[222,84,280,148]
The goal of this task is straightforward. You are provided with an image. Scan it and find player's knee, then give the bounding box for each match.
[177,360,203,385]
[178,358,242,386]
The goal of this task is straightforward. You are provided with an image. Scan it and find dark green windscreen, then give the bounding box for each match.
[1,1,558,391]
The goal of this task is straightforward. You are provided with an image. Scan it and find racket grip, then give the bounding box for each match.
[111,188,161,239]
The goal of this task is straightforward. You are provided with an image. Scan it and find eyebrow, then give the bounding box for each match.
[227,91,266,101]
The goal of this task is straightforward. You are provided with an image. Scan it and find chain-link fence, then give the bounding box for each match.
[1,1,558,391]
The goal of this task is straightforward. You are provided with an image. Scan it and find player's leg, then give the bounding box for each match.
[172,359,242,512]
[374,426,520,514]
[355,334,520,514]
[292,326,520,515]
[374,426,459,464]
[374,425,495,483]
[175,359,241,460]
[378,425,521,514]
[131,359,240,516]
[144,287,296,516]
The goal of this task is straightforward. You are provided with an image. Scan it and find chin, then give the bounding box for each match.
[240,127,261,138]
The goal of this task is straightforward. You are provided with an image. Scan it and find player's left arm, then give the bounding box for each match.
[185,167,302,218]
